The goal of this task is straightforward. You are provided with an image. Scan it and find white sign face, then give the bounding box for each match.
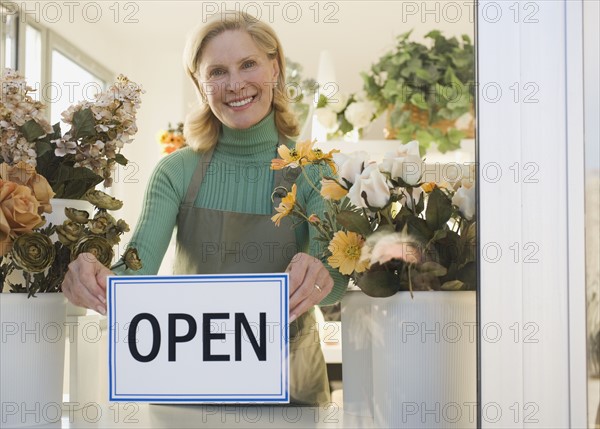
[107,274,289,403]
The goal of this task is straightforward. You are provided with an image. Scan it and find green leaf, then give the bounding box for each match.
[356,270,400,297]
[316,94,329,108]
[441,280,465,290]
[51,165,103,199]
[336,210,372,237]
[409,93,428,110]
[35,141,53,157]
[21,119,47,142]
[419,261,447,276]
[425,188,452,230]
[114,153,128,166]
[404,216,432,242]
[72,108,96,139]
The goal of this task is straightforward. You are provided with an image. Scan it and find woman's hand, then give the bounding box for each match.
[62,253,113,315]
[286,252,333,322]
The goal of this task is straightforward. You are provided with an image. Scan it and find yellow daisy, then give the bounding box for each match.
[327,231,370,275]
[271,184,297,226]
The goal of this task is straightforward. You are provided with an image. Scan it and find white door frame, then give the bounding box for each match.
[478,1,587,427]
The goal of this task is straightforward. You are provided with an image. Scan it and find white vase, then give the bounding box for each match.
[340,289,375,417]
[46,198,94,317]
[0,293,67,428]
[341,290,477,428]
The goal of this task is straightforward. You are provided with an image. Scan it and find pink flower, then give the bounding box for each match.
[360,232,421,266]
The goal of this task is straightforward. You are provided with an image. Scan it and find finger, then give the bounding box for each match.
[289,269,334,321]
[289,267,319,310]
[289,296,314,323]
[286,254,309,293]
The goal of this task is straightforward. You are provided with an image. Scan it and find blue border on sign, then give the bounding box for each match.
[108,274,289,403]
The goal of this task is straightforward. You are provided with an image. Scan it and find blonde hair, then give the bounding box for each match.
[182,11,299,152]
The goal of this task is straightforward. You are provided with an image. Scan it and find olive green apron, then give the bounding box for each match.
[173,140,330,405]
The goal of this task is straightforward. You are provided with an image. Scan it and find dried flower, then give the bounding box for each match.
[56,220,84,245]
[84,190,123,210]
[72,236,114,268]
[123,247,143,271]
[65,207,90,224]
[10,232,55,272]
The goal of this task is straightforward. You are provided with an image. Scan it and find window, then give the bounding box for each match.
[24,24,42,101]
[1,4,18,70]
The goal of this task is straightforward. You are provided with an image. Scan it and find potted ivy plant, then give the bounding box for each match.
[362,30,475,154]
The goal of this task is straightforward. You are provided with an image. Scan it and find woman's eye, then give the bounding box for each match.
[209,69,225,77]
[242,60,256,69]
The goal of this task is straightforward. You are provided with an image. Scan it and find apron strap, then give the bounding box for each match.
[182,148,214,207]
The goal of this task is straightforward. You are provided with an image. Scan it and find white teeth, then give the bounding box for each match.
[228,97,253,107]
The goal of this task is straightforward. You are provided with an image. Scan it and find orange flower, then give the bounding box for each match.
[271,140,314,170]
[0,179,44,256]
[320,179,348,200]
[327,231,369,275]
[0,162,55,214]
[307,147,340,173]
[271,184,297,226]
[421,182,436,193]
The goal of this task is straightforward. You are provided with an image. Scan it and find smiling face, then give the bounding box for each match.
[198,30,279,130]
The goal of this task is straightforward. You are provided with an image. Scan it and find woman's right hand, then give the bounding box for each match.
[62,253,113,315]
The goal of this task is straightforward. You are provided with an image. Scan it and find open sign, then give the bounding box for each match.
[108,274,289,403]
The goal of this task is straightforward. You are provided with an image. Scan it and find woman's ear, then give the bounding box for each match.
[271,58,280,83]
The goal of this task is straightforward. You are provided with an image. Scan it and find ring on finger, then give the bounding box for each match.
[314,284,322,293]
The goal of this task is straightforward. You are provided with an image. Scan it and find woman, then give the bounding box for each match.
[62,11,347,405]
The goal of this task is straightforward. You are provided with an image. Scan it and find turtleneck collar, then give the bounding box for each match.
[217,110,279,156]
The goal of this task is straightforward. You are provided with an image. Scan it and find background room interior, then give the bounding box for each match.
[1,1,598,427]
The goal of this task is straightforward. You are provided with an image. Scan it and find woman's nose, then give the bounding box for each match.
[226,70,246,92]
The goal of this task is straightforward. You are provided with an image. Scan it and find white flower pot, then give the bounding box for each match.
[0,293,67,428]
[340,290,376,417]
[341,290,477,428]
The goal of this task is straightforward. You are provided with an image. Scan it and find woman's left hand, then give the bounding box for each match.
[286,252,333,322]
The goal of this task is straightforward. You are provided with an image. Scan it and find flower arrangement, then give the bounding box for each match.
[314,92,377,141]
[157,122,186,155]
[271,139,476,297]
[0,69,143,296]
[362,30,475,154]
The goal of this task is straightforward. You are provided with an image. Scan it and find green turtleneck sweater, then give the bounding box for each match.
[115,111,347,306]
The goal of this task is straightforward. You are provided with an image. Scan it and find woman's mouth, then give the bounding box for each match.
[227,96,255,108]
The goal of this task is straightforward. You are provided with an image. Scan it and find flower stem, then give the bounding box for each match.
[301,166,321,196]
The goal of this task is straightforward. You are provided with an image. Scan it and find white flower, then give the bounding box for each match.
[452,182,476,220]
[380,141,423,186]
[347,163,391,209]
[329,93,349,113]
[54,139,77,157]
[344,100,377,130]
[333,151,370,185]
[374,71,389,87]
[315,107,338,131]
